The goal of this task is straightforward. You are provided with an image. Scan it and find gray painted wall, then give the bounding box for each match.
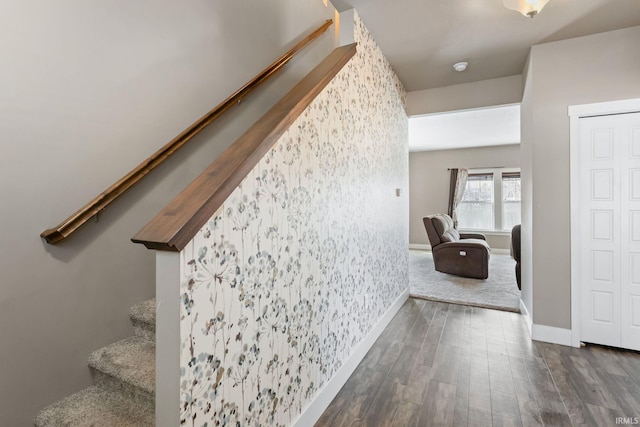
[522,25,640,329]
[409,144,521,250]
[0,2,336,425]
[407,75,523,116]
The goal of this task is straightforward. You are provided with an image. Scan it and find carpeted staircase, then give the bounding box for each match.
[35,299,156,426]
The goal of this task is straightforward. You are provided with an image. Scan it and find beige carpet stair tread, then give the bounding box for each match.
[129,298,156,341]
[34,298,157,426]
[88,336,155,395]
[34,386,154,427]
[129,298,155,327]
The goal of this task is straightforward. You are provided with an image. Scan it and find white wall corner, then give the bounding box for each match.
[519,299,532,337]
[338,9,355,46]
[292,287,409,427]
[531,324,572,347]
[155,251,182,427]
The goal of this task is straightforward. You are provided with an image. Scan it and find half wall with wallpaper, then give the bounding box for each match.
[137,11,409,426]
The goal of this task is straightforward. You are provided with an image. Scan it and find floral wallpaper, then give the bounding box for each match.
[179,12,408,426]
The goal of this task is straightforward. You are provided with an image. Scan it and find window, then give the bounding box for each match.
[458,173,494,230]
[501,172,521,231]
[457,168,521,231]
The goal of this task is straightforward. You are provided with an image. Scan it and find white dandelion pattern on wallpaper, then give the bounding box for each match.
[179,13,408,426]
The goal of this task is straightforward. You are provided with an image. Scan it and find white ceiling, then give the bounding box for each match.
[331,0,640,91]
[331,0,639,152]
[409,104,520,152]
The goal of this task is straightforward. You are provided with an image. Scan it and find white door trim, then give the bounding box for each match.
[569,98,640,348]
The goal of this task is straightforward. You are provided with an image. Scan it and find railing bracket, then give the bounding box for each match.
[39,19,333,244]
[94,208,106,222]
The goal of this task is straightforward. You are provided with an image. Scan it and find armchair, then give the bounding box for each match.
[511,224,521,290]
[422,214,491,279]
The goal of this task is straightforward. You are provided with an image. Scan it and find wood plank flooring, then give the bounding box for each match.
[315,298,640,427]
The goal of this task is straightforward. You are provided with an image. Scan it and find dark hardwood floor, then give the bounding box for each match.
[315,298,640,427]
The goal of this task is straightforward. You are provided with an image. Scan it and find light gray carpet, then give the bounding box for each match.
[409,250,521,312]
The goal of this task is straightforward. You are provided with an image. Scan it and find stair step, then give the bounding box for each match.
[129,298,156,341]
[88,336,155,407]
[34,386,154,427]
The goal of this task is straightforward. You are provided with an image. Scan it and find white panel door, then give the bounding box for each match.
[579,118,620,347]
[621,118,640,350]
[578,112,640,350]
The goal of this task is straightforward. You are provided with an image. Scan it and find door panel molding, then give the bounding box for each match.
[570,98,640,349]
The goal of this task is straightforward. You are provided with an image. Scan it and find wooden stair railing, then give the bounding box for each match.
[40,19,333,245]
[132,43,357,252]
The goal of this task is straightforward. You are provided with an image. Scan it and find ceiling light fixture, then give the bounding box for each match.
[503,0,550,18]
[453,62,468,72]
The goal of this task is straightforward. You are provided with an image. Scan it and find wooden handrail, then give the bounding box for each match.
[40,19,333,244]
[132,43,357,252]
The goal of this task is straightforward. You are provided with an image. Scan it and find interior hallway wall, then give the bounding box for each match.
[0,1,337,425]
[407,75,523,116]
[177,12,408,424]
[522,25,640,330]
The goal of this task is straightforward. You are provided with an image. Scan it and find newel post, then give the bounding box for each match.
[155,251,181,426]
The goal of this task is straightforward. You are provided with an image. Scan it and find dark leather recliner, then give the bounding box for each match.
[423,214,491,279]
[511,224,521,290]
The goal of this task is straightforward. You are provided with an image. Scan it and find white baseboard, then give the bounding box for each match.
[519,299,532,337]
[492,248,510,255]
[292,287,410,427]
[517,301,571,347]
[531,324,572,347]
[409,243,431,251]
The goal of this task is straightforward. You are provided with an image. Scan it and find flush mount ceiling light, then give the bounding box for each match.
[503,0,550,18]
[453,61,468,72]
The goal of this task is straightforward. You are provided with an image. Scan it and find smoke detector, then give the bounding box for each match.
[453,62,468,72]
